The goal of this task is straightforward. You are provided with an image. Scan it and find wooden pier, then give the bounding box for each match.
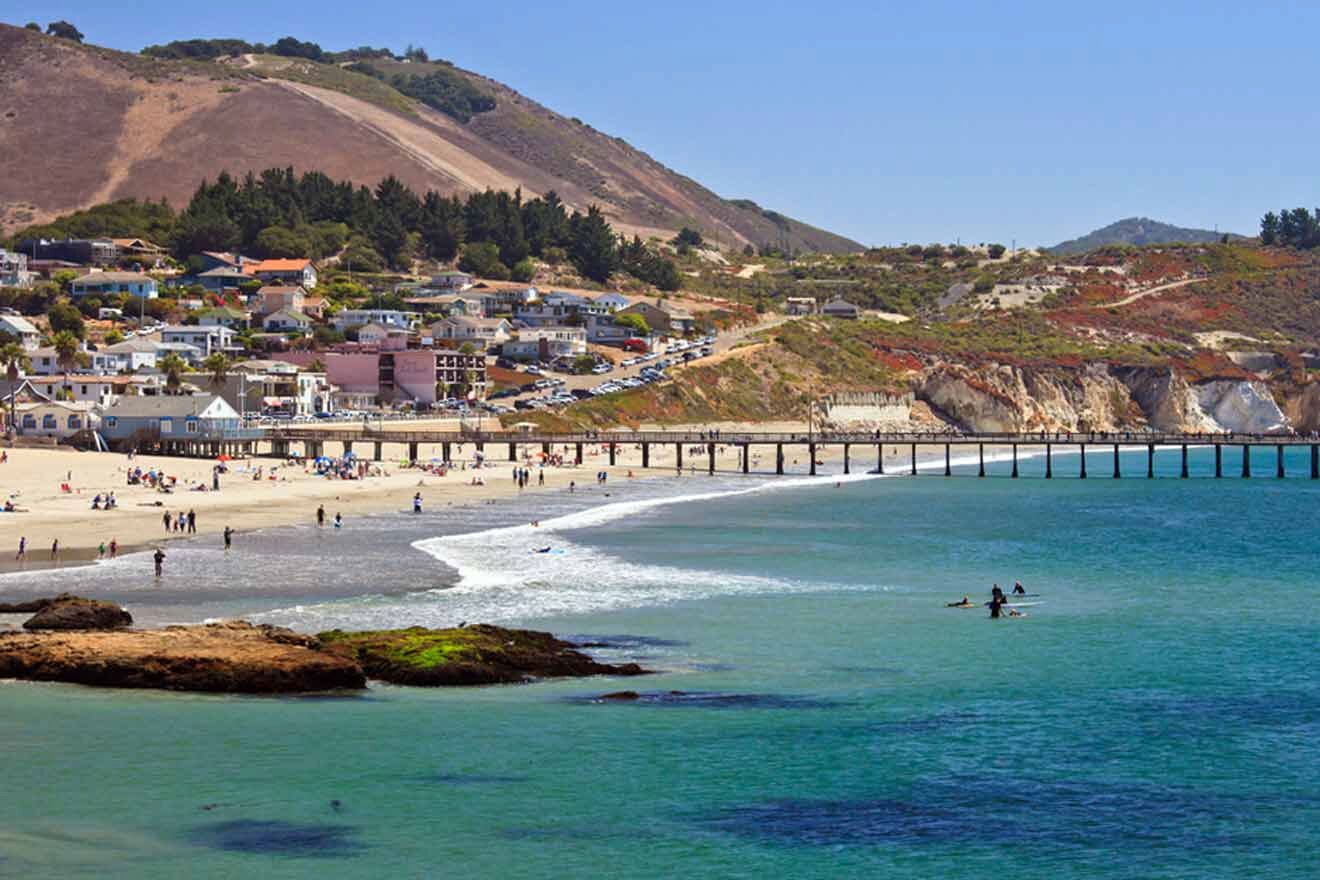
[255,428,1320,480]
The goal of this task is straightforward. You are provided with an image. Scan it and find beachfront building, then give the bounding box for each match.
[502,325,588,361]
[13,400,98,440]
[220,360,331,417]
[99,394,246,448]
[17,374,166,406]
[244,258,318,289]
[0,313,40,350]
[70,271,159,300]
[325,350,487,409]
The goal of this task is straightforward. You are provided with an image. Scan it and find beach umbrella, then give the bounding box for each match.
[216,453,231,462]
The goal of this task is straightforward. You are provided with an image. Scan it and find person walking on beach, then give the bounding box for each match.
[109,539,118,559]
[163,511,171,533]
[334,512,343,529]
[413,493,423,514]
[223,526,234,551]
[317,505,326,527]
[15,536,25,563]
[153,547,166,578]
[538,469,544,487]
[187,509,196,534]
[98,541,106,560]
[50,538,59,564]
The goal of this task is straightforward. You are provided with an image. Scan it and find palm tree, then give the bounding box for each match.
[51,330,79,374]
[1,341,31,432]
[158,352,187,395]
[202,352,230,390]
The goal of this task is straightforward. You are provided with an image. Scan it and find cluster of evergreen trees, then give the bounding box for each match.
[13,168,681,289]
[1260,208,1320,249]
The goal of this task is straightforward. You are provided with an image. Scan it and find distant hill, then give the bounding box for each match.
[0,24,861,253]
[1047,217,1237,255]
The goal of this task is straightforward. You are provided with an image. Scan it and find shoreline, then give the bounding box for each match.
[0,436,1052,582]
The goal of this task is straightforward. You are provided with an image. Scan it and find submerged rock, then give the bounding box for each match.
[318,624,650,686]
[0,621,366,693]
[22,594,132,631]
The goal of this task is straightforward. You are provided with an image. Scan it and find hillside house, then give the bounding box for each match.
[429,316,512,350]
[594,292,631,312]
[785,296,817,315]
[820,298,861,319]
[333,309,416,332]
[0,313,40,350]
[70,271,159,300]
[618,300,694,336]
[430,270,474,291]
[356,323,414,348]
[0,249,35,288]
[92,337,200,374]
[263,309,313,335]
[503,326,587,361]
[194,266,250,294]
[255,285,307,316]
[18,238,118,265]
[198,306,250,330]
[161,325,240,361]
[244,258,318,289]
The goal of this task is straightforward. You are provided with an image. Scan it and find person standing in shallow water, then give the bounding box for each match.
[223,526,234,551]
[317,505,326,527]
[153,547,166,577]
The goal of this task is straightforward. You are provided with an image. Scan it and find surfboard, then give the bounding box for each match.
[985,601,1043,607]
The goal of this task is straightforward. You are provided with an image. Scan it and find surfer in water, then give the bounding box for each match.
[991,583,1006,603]
[1012,581,1027,596]
[533,546,552,554]
[946,596,973,607]
[989,596,1003,619]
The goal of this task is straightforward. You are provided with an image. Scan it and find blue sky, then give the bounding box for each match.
[18,1,1319,247]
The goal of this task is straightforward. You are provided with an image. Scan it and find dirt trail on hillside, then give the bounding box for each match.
[275,81,524,193]
[1102,277,1201,308]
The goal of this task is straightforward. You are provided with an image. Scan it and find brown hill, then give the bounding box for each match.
[0,25,860,253]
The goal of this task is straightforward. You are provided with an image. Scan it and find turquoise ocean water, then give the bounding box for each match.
[3,445,1319,878]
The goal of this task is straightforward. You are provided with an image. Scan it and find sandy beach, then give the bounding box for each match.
[0,423,981,571]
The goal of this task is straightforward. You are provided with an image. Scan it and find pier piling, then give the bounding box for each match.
[944,444,951,477]
[776,444,784,475]
[1011,444,1018,478]
[1243,445,1251,478]
[1277,445,1285,478]
[676,443,683,469]
[742,444,749,474]
[374,441,383,462]
[1113,444,1120,479]
[843,443,850,475]
[809,442,817,476]
[1080,444,1087,479]
[1181,444,1188,479]
[1215,444,1222,478]
[508,442,516,462]
[1312,445,1318,480]
[709,443,716,475]
[1045,444,1052,479]
[910,443,917,476]
[642,443,649,468]
[609,443,616,466]
[575,443,583,465]
[1147,444,1155,479]
[978,444,985,478]
[877,445,884,474]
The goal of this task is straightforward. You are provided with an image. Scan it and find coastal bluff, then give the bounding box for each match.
[0,598,648,693]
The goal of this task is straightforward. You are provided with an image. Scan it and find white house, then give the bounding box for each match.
[0,249,34,288]
[594,292,631,312]
[429,316,513,350]
[333,309,416,332]
[14,400,98,439]
[502,325,588,361]
[244,259,318,289]
[263,309,313,334]
[430,270,473,291]
[0,313,40,350]
[92,337,200,375]
[161,325,240,360]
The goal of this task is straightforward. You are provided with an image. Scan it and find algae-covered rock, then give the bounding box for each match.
[318,624,650,686]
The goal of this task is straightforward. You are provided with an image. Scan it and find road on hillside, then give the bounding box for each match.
[507,315,791,405]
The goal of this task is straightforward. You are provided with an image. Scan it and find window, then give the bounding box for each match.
[68,415,81,429]
[160,418,172,434]
[42,415,56,429]
[105,417,117,429]
[80,385,88,395]
[186,420,200,434]
[21,415,36,429]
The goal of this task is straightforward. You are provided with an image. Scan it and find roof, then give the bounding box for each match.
[162,324,232,335]
[197,267,249,278]
[201,306,246,319]
[433,270,473,278]
[72,271,156,284]
[104,394,228,419]
[266,309,311,323]
[0,314,38,333]
[822,298,859,309]
[257,285,307,295]
[245,259,313,274]
[111,238,163,251]
[435,316,510,329]
[27,374,160,387]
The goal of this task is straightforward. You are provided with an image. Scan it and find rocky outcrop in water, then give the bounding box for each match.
[22,594,133,631]
[319,624,650,686]
[0,620,367,693]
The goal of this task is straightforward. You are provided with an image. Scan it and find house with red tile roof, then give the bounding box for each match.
[244,258,318,289]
